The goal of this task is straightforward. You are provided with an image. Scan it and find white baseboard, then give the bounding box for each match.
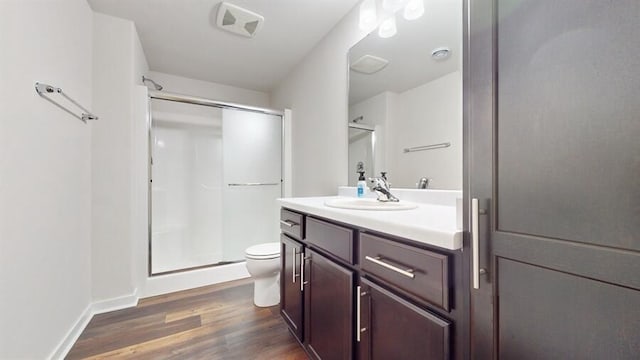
[49,290,140,360]
[91,289,140,315]
[49,304,93,360]
[142,262,250,298]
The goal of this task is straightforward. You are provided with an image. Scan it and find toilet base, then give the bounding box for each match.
[252,274,280,307]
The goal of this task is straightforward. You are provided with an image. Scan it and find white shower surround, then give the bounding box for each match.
[147,94,283,289]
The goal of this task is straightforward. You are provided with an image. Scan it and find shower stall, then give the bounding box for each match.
[348,122,375,186]
[148,94,282,275]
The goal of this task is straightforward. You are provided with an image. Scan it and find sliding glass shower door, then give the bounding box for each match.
[149,98,282,275]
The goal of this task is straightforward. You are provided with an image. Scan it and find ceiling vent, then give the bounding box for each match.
[350,55,389,74]
[216,2,264,38]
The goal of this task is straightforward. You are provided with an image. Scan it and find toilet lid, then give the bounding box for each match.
[245,242,280,259]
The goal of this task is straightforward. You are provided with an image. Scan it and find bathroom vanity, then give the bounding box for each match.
[278,193,465,360]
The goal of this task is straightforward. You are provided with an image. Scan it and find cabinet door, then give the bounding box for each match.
[304,249,354,360]
[358,278,450,360]
[280,234,304,341]
[467,0,640,358]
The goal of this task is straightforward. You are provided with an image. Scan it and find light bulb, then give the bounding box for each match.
[378,15,397,38]
[359,0,378,31]
[382,0,409,13]
[403,0,424,20]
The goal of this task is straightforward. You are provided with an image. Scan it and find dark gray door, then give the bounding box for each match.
[466,0,640,358]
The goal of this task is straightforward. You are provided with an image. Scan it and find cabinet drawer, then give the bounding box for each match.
[280,208,304,240]
[306,217,354,264]
[360,233,449,310]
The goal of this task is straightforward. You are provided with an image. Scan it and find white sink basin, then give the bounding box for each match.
[324,198,418,211]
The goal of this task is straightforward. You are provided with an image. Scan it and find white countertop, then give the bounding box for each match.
[277,196,462,251]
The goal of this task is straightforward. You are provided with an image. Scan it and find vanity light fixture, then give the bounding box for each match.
[378,15,398,38]
[359,0,424,38]
[359,0,378,31]
[403,0,425,20]
[382,0,409,13]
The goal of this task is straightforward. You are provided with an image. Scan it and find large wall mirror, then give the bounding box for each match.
[347,0,462,190]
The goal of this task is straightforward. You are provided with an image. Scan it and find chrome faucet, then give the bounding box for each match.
[416,177,431,189]
[367,175,399,202]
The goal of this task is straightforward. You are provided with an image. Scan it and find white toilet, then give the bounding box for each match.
[245,242,281,307]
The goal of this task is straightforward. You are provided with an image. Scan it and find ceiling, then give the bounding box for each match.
[349,0,461,104]
[88,0,361,92]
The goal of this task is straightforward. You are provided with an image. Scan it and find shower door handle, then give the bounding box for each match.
[228,182,280,187]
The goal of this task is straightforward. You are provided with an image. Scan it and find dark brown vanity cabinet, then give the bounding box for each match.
[358,278,450,360]
[279,210,356,359]
[280,208,458,360]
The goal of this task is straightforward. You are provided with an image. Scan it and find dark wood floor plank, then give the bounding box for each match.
[65,279,308,360]
[81,313,165,338]
[138,278,253,307]
[67,315,201,358]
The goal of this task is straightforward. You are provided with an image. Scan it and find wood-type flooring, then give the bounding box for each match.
[66,278,308,359]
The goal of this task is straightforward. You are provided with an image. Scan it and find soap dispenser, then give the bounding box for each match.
[357,171,367,198]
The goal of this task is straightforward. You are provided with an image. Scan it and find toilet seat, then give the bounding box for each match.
[245,242,280,260]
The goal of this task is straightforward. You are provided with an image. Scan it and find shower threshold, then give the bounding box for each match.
[150,259,245,277]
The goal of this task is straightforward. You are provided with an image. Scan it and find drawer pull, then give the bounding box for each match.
[300,253,305,292]
[365,256,416,279]
[356,287,369,342]
[280,219,299,228]
[292,248,300,283]
[356,286,361,342]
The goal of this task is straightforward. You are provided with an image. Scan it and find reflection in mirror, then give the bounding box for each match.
[348,0,462,190]
[348,122,375,186]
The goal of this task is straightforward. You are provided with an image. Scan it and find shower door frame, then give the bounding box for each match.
[147,91,284,276]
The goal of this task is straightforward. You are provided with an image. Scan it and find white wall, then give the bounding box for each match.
[147,71,270,108]
[91,13,149,304]
[0,0,93,358]
[388,71,462,189]
[131,21,150,305]
[271,6,369,196]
